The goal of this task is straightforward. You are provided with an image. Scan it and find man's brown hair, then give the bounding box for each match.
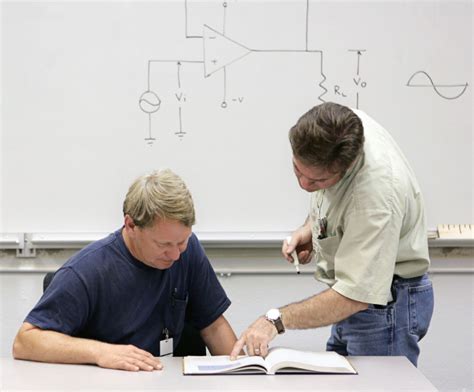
[289,102,365,173]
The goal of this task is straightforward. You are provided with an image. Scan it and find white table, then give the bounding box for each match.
[0,356,437,391]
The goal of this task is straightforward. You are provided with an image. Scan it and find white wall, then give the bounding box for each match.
[0,248,472,392]
[0,0,3,233]
[1,1,472,233]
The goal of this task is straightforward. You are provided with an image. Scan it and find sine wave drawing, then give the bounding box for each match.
[406,70,469,100]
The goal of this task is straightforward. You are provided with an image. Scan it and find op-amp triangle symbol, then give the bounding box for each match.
[203,24,252,77]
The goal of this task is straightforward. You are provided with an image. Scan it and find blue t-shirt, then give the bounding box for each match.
[25,229,231,356]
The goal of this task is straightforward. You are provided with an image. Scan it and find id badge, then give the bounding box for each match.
[160,337,173,356]
[160,328,173,356]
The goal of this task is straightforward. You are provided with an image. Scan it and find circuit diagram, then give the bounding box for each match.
[138,1,469,144]
[137,1,371,144]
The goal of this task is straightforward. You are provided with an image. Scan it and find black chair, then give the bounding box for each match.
[43,272,206,356]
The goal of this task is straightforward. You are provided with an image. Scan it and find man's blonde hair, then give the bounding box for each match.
[123,169,195,228]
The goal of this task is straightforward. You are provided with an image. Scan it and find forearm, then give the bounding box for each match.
[280,288,368,330]
[13,322,162,371]
[13,323,104,365]
[229,288,368,359]
[200,315,238,355]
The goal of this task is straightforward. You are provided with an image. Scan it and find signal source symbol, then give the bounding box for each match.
[139,91,161,113]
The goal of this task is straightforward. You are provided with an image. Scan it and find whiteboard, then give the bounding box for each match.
[1,0,472,234]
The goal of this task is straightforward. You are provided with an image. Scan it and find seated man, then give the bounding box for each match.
[13,169,237,371]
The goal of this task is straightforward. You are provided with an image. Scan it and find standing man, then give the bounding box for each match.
[13,169,237,371]
[231,102,434,366]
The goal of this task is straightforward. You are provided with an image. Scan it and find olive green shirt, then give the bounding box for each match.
[310,109,430,305]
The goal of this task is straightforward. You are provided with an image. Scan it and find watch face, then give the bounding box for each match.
[266,308,280,320]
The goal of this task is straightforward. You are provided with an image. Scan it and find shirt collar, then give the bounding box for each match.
[325,151,365,196]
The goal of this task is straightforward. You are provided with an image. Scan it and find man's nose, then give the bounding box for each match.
[298,177,315,192]
[168,246,181,261]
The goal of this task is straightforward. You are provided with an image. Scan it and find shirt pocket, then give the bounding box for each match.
[169,292,189,341]
[314,235,340,277]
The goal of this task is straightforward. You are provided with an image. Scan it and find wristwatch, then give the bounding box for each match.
[265,308,285,334]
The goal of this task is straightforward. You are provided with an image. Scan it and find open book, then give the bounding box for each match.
[183,347,357,375]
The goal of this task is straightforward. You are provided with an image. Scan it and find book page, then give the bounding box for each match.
[265,347,356,374]
[183,355,268,374]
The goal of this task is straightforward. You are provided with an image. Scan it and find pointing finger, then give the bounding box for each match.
[230,337,246,360]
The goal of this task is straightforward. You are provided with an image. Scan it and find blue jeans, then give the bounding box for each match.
[326,273,434,366]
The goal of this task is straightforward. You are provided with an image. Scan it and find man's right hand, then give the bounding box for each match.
[96,343,163,372]
[283,227,313,265]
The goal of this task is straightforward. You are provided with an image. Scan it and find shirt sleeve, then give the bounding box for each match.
[331,208,403,305]
[25,267,90,335]
[184,236,231,330]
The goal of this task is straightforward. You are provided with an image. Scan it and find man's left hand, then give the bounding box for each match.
[229,316,277,359]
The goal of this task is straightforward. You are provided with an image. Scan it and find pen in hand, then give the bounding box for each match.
[286,236,300,274]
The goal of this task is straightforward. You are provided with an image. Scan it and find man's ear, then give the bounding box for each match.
[124,214,136,230]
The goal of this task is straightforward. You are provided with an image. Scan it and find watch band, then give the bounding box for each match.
[271,317,285,334]
[265,309,285,334]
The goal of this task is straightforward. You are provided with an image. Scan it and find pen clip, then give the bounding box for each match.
[171,287,177,306]
[317,217,328,239]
